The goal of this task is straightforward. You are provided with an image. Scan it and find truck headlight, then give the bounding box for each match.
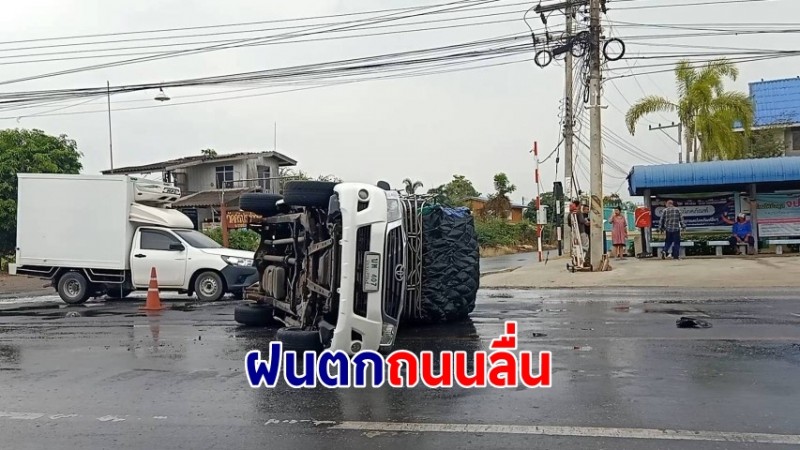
[222,256,254,267]
[387,198,402,222]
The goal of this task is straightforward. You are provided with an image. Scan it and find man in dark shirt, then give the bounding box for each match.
[658,200,686,260]
[729,213,754,255]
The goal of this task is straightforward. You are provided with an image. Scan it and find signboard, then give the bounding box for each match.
[634,207,651,228]
[650,195,735,233]
[756,193,800,237]
[226,210,261,229]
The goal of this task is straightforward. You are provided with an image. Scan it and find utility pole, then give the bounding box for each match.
[649,122,683,163]
[107,81,114,171]
[588,0,604,269]
[562,1,575,256]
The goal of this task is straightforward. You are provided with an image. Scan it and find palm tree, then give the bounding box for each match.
[625,59,754,162]
[402,178,424,194]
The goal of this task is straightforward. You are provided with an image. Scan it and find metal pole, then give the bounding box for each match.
[534,142,543,262]
[588,0,604,269]
[563,1,575,256]
[274,122,277,151]
[107,81,114,171]
[220,189,229,248]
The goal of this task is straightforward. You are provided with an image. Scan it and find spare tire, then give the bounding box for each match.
[283,181,337,208]
[234,303,276,326]
[239,193,283,216]
[276,327,323,352]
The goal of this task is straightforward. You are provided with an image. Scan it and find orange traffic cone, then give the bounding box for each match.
[140,267,164,311]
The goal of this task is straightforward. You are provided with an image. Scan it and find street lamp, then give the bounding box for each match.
[106,83,171,171]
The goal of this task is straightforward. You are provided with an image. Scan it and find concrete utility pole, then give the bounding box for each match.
[649,122,683,163]
[563,1,575,255]
[588,0,604,269]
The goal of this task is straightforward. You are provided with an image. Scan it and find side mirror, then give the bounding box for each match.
[169,243,185,251]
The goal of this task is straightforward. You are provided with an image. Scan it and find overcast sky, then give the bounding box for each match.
[1,0,796,203]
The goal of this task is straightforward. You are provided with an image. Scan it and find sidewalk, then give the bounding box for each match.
[481,254,800,289]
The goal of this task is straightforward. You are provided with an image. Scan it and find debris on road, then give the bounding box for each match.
[676,317,712,328]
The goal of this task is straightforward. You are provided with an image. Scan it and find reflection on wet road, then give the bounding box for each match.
[0,288,799,449]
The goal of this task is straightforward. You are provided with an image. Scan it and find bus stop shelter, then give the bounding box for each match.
[627,157,800,254]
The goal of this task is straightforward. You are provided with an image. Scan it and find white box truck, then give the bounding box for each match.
[9,173,258,304]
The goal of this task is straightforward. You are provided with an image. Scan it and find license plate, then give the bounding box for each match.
[362,252,381,292]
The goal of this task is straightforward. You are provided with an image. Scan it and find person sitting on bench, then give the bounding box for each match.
[729,213,754,255]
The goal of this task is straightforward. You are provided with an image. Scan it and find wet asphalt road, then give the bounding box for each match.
[1,288,799,449]
[480,253,542,273]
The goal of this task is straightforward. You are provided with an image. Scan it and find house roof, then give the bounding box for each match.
[627,156,800,196]
[466,196,527,209]
[171,188,252,208]
[748,77,800,127]
[101,151,297,175]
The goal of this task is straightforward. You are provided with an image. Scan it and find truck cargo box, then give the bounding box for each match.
[15,174,191,271]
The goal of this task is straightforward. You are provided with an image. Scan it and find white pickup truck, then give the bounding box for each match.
[10,173,258,304]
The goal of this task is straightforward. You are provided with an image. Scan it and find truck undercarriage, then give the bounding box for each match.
[236,180,479,354]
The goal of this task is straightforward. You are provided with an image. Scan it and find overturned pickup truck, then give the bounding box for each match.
[234,180,480,354]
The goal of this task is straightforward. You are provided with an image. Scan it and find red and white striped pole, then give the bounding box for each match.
[533,141,543,262]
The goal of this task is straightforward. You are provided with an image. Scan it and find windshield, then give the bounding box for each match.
[174,229,223,249]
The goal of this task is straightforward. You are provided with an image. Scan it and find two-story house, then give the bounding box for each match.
[736,77,800,157]
[102,150,297,229]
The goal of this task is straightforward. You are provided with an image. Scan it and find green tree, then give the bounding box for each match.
[603,194,622,208]
[745,127,785,159]
[200,148,217,157]
[0,129,83,257]
[427,174,480,207]
[483,173,517,220]
[625,59,754,162]
[402,178,424,194]
[277,168,341,193]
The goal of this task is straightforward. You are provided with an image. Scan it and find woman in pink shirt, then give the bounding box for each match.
[610,207,628,259]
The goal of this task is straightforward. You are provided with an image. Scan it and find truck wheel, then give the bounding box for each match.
[283,181,337,208]
[234,303,276,326]
[276,327,323,352]
[194,271,225,302]
[239,193,283,216]
[57,272,91,305]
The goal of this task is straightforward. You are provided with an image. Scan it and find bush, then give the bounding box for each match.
[203,227,260,252]
[475,219,538,247]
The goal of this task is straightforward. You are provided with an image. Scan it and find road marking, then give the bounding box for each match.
[97,415,126,422]
[0,411,44,420]
[330,421,800,445]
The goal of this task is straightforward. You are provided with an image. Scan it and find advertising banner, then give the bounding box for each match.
[755,193,800,237]
[650,195,736,233]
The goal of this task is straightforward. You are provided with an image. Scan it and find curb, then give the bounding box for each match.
[480,266,522,277]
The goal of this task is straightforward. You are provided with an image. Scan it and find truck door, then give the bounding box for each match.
[131,229,188,288]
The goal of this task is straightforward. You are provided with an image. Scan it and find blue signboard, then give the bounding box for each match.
[650,195,735,233]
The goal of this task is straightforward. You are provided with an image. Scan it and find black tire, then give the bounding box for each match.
[239,193,283,216]
[276,327,323,352]
[234,303,276,326]
[57,272,91,305]
[283,181,337,208]
[194,271,225,302]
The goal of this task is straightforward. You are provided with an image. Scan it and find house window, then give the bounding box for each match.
[792,129,800,151]
[257,165,271,192]
[215,165,234,189]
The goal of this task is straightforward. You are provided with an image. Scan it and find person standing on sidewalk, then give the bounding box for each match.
[658,200,686,260]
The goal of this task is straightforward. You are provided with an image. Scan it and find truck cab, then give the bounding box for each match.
[126,226,257,300]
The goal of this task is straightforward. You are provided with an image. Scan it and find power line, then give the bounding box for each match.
[0,0,531,46]
[0,0,501,86]
[0,53,536,119]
